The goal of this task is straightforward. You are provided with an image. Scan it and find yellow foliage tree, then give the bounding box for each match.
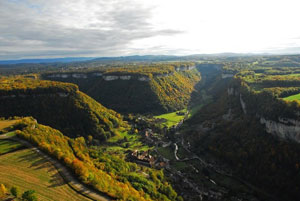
[0,184,7,199]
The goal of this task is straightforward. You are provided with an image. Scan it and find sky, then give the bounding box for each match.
[1,0,300,59]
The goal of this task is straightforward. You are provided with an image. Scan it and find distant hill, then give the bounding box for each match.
[91,55,179,62]
[0,76,126,140]
[0,55,177,65]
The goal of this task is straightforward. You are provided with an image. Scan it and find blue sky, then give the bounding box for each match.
[1,0,300,59]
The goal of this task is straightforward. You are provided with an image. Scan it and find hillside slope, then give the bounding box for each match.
[183,73,300,201]
[0,77,126,140]
[42,64,201,114]
[12,117,178,201]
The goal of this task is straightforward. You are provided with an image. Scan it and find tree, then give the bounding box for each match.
[22,190,38,201]
[88,135,93,144]
[0,184,7,199]
[10,186,19,197]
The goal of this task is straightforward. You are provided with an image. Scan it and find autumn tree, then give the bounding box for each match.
[0,184,7,199]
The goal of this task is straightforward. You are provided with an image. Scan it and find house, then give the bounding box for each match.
[129,150,156,167]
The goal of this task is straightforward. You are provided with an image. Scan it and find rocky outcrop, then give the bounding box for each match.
[260,117,300,143]
[222,74,234,79]
[175,65,195,72]
[240,94,247,114]
[227,88,234,96]
[103,75,119,81]
[0,93,69,99]
[45,66,196,82]
[72,74,87,79]
[120,75,131,80]
[138,76,151,81]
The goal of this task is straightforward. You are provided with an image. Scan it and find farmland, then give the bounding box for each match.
[0,139,23,155]
[0,148,91,201]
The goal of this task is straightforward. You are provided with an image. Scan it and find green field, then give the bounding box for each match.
[283,93,300,101]
[0,139,23,154]
[157,147,175,160]
[154,109,187,128]
[105,130,150,152]
[0,149,91,201]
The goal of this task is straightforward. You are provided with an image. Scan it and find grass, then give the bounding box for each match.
[172,161,189,171]
[0,149,91,201]
[157,147,175,160]
[105,131,151,152]
[0,139,23,154]
[0,119,19,131]
[283,93,300,101]
[154,109,187,128]
[4,131,17,137]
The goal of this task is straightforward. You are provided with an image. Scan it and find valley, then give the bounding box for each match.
[1,55,300,200]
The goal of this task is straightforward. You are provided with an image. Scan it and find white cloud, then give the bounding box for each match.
[1,0,300,59]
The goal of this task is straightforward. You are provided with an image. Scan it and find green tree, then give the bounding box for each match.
[22,190,37,201]
[10,186,19,197]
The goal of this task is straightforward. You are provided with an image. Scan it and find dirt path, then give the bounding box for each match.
[0,134,111,201]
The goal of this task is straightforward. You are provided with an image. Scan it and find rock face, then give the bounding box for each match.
[175,65,195,71]
[45,66,196,82]
[138,76,151,81]
[120,75,131,80]
[0,93,70,99]
[222,74,234,79]
[72,74,87,79]
[227,88,234,95]
[103,75,119,81]
[260,117,300,143]
[240,94,247,114]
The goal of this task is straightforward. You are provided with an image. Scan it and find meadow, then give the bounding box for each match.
[0,148,91,201]
[0,139,23,155]
[283,93,300,101]
[154,109,187,128]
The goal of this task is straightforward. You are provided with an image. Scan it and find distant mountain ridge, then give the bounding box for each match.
[0,57,96,64]
[0,53,260,65]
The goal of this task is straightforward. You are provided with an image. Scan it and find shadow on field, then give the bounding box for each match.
[17,150,49,170]
[48,172,65,188]
[16,150,65,188]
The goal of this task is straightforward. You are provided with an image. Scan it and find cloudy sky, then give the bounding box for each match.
[1,0,300,59]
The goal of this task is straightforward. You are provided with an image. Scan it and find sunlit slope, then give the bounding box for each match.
[0,77,126,140]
